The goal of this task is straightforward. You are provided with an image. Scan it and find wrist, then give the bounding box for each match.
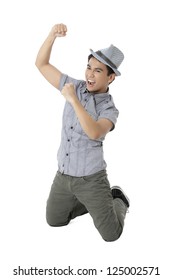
[47,33,56,44]
[71,96,80,107]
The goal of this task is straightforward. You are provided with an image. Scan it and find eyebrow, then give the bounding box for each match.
[87,64,103,72]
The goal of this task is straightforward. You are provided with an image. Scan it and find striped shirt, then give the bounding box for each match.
[57,74,119,177]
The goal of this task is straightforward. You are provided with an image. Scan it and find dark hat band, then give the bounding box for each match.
[96,51,117,70]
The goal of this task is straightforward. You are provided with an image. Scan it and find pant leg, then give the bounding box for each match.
[70,198,88,220]
[46,171,87,226]
[72,170,127,242]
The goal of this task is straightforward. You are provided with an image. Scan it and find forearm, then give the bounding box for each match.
[72,99,102,140]
[35,33,56,68]
[35,24,67,69]
[35,24,67,88]
[61,84,113,139]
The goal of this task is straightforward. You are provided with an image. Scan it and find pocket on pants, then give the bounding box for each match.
[82,170,109,186]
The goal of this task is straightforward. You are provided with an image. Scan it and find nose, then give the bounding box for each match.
[89,71,95,77]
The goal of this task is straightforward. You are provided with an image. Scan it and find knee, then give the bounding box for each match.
[103,233,122,242]
[46,219,69,227]
[102,227,123,242]
[46,215,70,227]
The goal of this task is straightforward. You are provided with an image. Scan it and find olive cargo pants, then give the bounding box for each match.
[46,170,127,241]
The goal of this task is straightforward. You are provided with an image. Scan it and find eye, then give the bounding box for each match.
[95,69,102,73]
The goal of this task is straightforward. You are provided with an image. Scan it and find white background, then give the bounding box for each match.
[0,0,173,279]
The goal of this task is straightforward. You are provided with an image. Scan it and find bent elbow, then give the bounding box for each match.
[35,55,46,71]
[89,132,102,141]
[35,59,42,70]
[90,135,99,141]
[35,60,40,70]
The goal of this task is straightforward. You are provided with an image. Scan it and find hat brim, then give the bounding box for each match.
[89,49,121,76]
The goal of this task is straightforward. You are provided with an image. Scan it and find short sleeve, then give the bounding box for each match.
[58,73,84,92]
[98,98,119,131]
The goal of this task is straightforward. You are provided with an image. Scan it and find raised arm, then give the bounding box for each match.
[35,23,67,89]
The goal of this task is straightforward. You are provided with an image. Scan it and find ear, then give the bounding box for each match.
[108,73,116,84]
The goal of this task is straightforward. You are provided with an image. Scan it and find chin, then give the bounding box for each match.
[87,86,98,93]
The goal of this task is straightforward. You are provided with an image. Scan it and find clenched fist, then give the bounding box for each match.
[50,23,67,38]
[61,83,77,104]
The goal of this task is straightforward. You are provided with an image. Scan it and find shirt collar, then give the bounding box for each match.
[83,87,110,99]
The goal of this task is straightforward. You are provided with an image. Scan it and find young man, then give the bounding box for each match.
[35,23,129,242]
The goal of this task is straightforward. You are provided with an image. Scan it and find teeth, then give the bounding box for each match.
[88,80,95,84]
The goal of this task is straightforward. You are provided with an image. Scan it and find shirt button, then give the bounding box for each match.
[71,126,73,129]
[66,153,69,156]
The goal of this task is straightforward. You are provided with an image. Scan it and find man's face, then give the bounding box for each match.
[85,57,115,93]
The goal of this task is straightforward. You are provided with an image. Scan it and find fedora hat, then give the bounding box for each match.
[90,44,124,76]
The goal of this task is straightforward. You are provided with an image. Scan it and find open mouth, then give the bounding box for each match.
[87,79,95,86]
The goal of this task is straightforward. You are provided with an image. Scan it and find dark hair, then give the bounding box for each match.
[88,54,115,76]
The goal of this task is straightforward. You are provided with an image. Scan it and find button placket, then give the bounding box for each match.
[64,122,74,172]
